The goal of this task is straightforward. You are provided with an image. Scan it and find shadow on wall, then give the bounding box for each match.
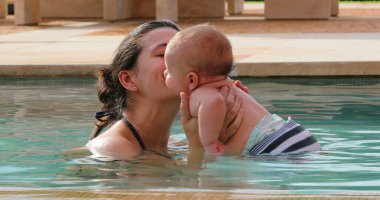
[8,3,13,14]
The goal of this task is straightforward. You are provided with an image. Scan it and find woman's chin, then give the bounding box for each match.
[158,90,180,102]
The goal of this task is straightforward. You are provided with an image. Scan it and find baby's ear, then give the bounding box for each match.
[187,72,199,91]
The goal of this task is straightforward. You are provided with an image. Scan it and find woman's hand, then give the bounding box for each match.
[219,86,244,144]
[234,80,249,93]
[180,92,203,151]
[181,80,248,147]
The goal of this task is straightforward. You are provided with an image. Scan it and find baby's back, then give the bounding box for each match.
[224,85,270,155]
[200,78,270,155]
[196,79,320,156]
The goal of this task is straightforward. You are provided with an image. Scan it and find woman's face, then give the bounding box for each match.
[134,27,179,101]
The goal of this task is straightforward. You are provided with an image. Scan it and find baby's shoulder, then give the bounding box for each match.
[191,86,223,101]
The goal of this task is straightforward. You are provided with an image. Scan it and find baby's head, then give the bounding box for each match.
[164,24,233,94]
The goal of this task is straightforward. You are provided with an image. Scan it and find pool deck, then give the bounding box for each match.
[1,189,379,199]
[1,9,380,77]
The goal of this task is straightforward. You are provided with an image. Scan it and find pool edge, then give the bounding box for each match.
[1,62,380,77]
[0,189,379,199]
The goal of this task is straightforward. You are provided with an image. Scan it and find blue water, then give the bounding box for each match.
[0,77,379,194]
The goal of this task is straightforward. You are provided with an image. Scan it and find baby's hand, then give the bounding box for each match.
[204,141,225,155]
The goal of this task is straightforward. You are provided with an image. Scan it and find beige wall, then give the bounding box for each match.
[265,0,331,19]
[331,0,339,16]
[39,0,225,19]
[1,0,7,18]
[103,0,133,21]
[179,0,225,17]
[125,0,226,18]
[131,0,155,18]
[41,0,102,18]
[14,0,40,25]
[156,0,178,21]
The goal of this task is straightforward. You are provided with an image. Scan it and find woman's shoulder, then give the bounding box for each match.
[85,126,142,160]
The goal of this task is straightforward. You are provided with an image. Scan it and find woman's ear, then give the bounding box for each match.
[118,70,138,92]
[187,72,199,91]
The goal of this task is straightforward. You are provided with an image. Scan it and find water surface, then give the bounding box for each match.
[0,77,379,194]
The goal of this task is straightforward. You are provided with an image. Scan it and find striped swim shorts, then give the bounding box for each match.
[242,114,320,156]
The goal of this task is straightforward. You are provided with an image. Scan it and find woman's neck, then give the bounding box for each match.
[124,96,180,150]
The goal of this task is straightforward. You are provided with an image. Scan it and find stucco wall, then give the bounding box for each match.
[103,0,133,20]
[131,0,155,18]
[179,0,225,17]
[127,0,226,18]
[41,0,102,18]
[1,0,7,18]
[39,0,225,19]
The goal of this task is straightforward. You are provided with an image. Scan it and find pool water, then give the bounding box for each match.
[0,77,379,194]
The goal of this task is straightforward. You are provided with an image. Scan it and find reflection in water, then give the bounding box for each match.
[0,78,379,193]
[60,148,284,191]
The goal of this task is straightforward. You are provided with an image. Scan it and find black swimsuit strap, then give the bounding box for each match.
[121,116,147,150]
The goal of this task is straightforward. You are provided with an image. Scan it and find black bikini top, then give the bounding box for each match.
[95,111,147,151]
[121,116,147,150]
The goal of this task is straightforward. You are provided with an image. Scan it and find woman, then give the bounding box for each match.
[86,20,245,161]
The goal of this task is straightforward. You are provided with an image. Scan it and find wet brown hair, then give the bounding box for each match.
[91,20,180,140]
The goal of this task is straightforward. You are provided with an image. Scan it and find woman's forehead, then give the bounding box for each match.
[142,28,178,51]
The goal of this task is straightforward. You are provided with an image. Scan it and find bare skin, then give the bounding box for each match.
[164,26,269,155]
[190,79,270,155]
[86,28,245,161]
[86,28,179,160]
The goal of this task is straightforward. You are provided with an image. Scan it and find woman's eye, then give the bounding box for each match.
[156,51,165,57]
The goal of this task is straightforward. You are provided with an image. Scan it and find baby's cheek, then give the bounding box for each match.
[167,78,178,91]
[164,77,171,88]
[163,69,168,78]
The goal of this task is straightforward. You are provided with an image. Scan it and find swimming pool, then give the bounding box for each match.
[0,77,379,198]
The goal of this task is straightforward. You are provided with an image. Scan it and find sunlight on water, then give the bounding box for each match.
[0,77,379,194]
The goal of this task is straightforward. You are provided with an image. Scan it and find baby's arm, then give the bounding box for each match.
[190,87,227,155]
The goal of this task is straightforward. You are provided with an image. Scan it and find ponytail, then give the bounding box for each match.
[90,66,126,139]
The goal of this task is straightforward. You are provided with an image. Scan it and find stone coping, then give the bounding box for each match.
[0,64,101,77]
[1,62,380,78]
[0,189,379,199]
[232,61,380,77]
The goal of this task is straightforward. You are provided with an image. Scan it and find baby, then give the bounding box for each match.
[164,24,320,156]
